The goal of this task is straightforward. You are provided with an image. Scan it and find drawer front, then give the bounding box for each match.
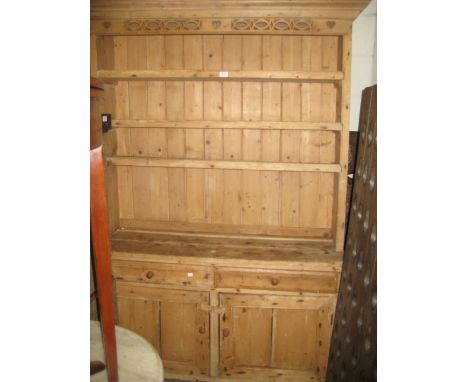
[215,267,338,293]
[113,261,213,288]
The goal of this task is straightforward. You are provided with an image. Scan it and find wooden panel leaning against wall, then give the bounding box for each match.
[327,85,377,382]
[96,34,344,241]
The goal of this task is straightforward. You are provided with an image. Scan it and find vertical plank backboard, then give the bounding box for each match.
[107,29,345,240]
[205,169,224,223]
[165,36,184,69]
[147,167,169,221]
[223,82,241,121]
[280,172,300,227]
[204,82,222,120]
[261,171,280,226]
[146,37,166,121]
[242,82,262,121]
[242,170,262,226]
[186,168,205,222]
[223,170,242,225]
[203,36,223,70]
[168,168,187,221]
[127,37,148,121]
[282,36,302,70]
[132,167,152,219]
[262,36,282,71]
[113,37,129,120]
[116,166,134,219]
[223,36,242,70]
[242,36,262,70]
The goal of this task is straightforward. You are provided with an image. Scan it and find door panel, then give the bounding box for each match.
[219,293,335,380]
[116,281,209,377]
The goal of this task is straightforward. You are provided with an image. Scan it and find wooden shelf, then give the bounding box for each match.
[111,229,341,272]
[97,69,344,82]
[107,157,341,173]
[113,120,342,131]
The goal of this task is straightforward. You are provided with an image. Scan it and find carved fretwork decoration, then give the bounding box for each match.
[122,17,318,33]
[92,17,350,35]
[125,19,202,32]
[231,18,313,31]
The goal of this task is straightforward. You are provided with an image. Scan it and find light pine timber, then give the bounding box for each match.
[95,7,361,381]
[117,282,210,376]
[209,290,219,377]
[334,34,352,251]
[218,293,335,378]
[111,225,333,245]
[113,120,342,131]
[119,219,333,239]
[112,260,214,288]
[110,230,342,272]
[107,157,341,173]
[90,18,354,37]
[97,69,344,81]
[214,267,339,293]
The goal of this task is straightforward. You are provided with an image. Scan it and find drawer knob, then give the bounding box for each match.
[223,328,230,338]
[271,278,279,286]
[199,326,206,334]
[146,271,154,279]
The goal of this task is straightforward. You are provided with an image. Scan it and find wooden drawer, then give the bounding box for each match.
[214,267,339,293]
[113,261,213,288]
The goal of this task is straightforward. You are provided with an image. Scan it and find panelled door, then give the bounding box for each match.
[219,293,335,381]
[116,281,210,377]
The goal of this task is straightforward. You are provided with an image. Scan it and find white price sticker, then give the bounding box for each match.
[219,71,229,78]
[187,272,194,278]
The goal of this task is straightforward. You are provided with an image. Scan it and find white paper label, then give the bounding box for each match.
[187,272,194,278]
[102,115,108,122]
[219,71,229,78]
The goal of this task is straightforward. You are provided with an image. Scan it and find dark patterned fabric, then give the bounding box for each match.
[327,85,377,382]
